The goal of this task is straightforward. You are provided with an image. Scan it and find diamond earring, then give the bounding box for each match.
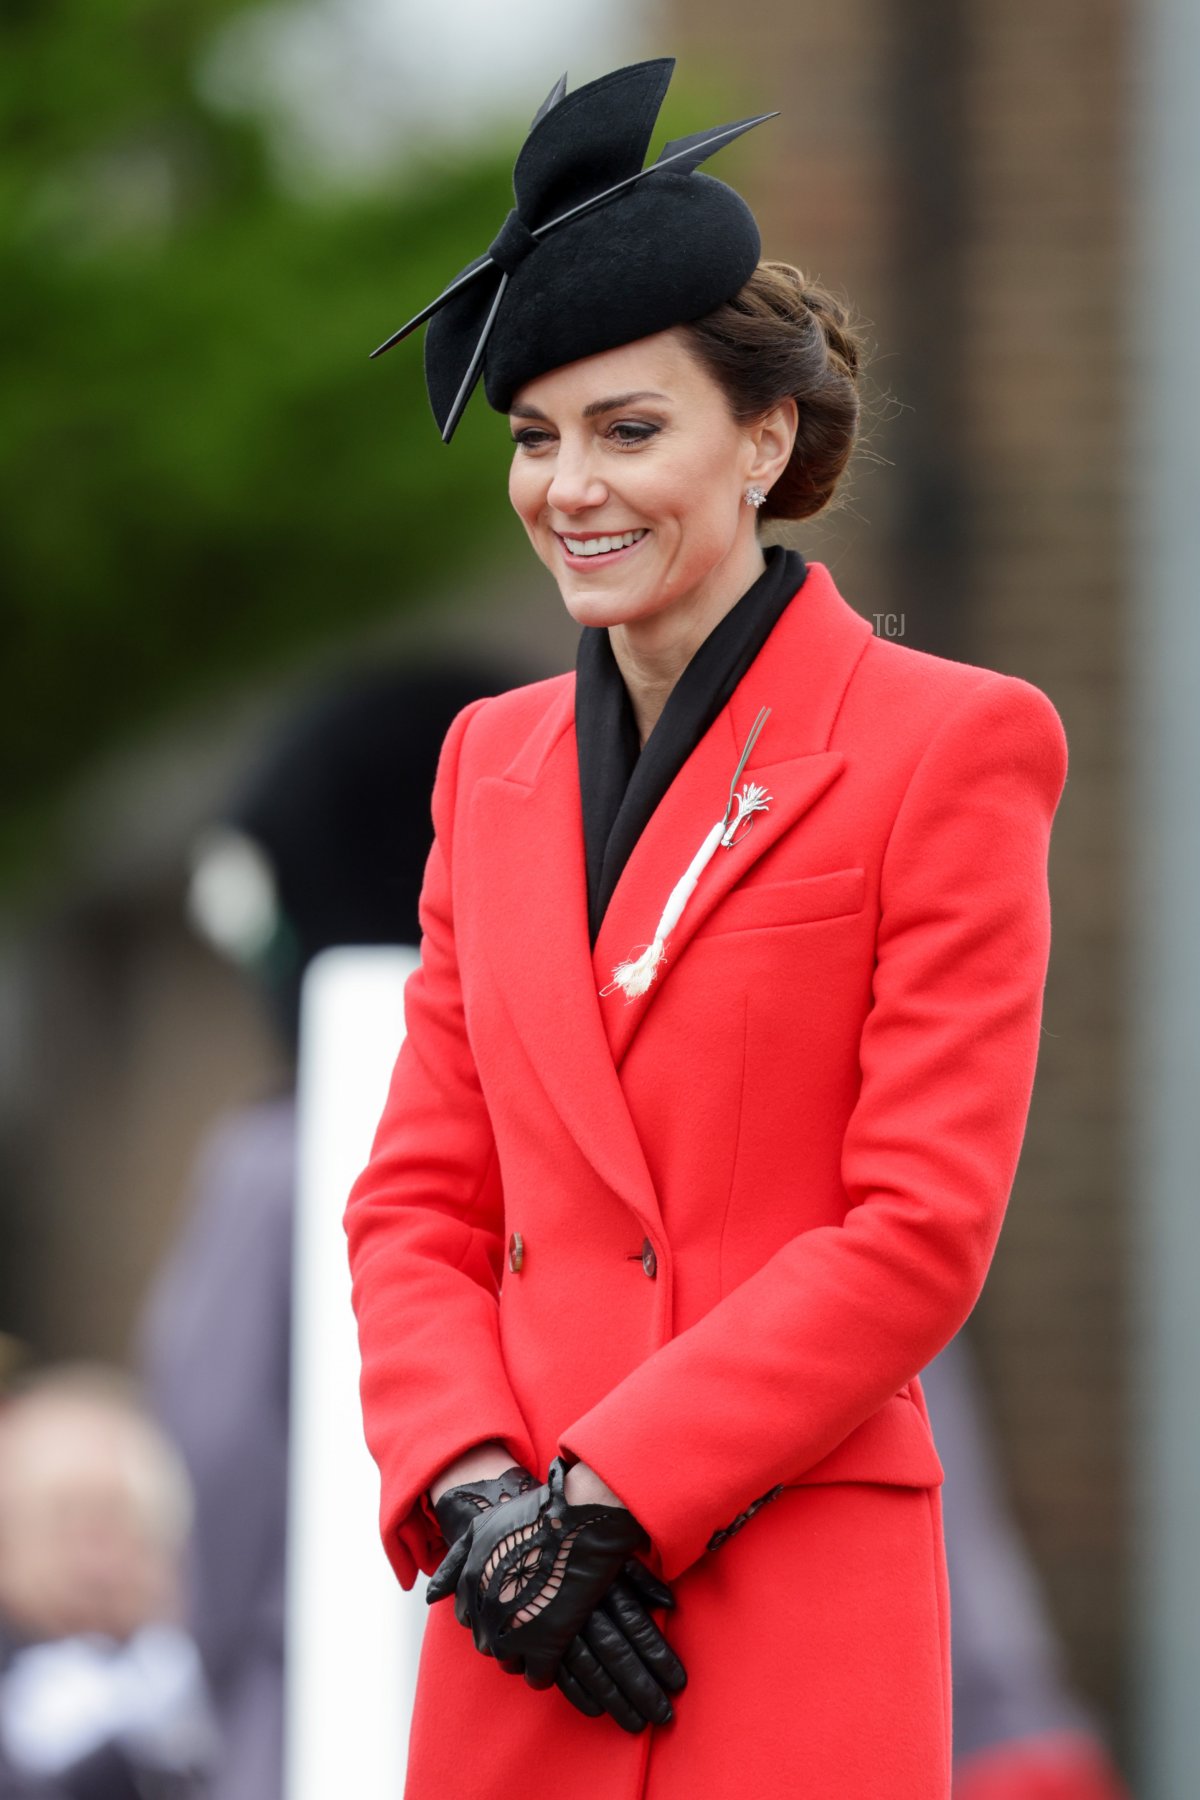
[744,485,767,509]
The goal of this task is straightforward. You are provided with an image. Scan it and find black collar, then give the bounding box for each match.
[574,545,808,945]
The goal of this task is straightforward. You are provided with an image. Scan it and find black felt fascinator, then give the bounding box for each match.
[370,58,777,441]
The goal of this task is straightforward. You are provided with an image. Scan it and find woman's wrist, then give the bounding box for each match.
[428,1446,628,1511]
[562,1457,626,1509]
[427,1440,520,1506]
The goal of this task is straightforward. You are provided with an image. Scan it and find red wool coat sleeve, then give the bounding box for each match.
[557,672,1069,1580]
[343,696,537,1590]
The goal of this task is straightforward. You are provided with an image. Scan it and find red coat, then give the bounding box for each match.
[344,561,1069,1798]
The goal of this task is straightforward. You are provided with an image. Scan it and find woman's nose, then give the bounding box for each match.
[546,447,607,514]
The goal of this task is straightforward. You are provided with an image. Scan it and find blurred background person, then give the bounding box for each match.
[137,660,522,1800]
[0,1365,215,1798]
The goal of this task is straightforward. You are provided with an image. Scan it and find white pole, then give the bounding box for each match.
[1130,0,1200,1791]
[285,945,425,1800]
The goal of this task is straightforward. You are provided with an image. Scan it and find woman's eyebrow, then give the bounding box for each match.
[509,390,671,422]
[580,390,670,418]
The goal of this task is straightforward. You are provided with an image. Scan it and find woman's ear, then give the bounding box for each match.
[747,397,799,492]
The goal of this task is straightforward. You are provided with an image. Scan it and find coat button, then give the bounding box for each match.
[640,1238,657,1280]
[508,1232,524,1273]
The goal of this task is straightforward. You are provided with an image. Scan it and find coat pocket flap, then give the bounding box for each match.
[701,867,867,936]
[783,1392,945,1490]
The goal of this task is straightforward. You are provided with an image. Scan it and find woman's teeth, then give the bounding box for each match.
[562,528,648,557]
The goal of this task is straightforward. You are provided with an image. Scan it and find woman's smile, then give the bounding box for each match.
[553,527,651,570]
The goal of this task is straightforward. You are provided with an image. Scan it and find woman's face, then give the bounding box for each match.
[507,330,790,637]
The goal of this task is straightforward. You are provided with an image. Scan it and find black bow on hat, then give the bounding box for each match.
[369,58,778,442]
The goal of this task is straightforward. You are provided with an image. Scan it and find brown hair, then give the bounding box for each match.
[673,261,864,523]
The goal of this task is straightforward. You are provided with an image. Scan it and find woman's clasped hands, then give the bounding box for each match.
[426,1455,687,1733]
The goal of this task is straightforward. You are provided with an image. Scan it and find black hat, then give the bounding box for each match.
[369,58,776,442]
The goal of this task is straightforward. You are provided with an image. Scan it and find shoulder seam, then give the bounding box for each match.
[877,669,1006,873]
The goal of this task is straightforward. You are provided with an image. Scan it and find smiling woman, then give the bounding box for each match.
[504,277,855,746]
[344,56,1069,1800]
[505,332,796,741]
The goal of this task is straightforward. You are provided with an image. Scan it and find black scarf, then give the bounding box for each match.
[575,545,808,946]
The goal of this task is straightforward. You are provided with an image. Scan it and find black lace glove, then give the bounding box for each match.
[427,1457,669,1697]
[430,1461,685,1731]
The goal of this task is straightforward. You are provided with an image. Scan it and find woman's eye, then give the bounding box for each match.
[609,421,659,445]
[510,420,660,451]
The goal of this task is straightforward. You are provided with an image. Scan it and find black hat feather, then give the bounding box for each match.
[370,58,777,441]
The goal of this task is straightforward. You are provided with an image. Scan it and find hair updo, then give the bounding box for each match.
[673,261,863,523]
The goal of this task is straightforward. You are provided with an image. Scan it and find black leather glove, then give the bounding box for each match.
[554,1555,686,1732]
[427,1456,657,1691]
[431,1464,538,1545]
[430,1461,685,1731]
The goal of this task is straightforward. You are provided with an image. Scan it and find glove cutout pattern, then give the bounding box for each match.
[435,1465,581,1629]
[470,1457,648,1646]
[483,1515,584,1626]
[428,1455,651,1678]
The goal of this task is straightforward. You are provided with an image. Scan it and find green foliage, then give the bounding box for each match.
[0,2,523,882]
